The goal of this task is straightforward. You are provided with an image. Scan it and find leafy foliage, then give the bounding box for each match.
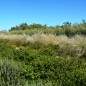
[9,20,86,36]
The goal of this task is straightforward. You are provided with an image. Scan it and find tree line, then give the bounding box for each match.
[9,20,86,36]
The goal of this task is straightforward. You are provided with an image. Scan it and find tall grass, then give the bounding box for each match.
[0,33,86,57]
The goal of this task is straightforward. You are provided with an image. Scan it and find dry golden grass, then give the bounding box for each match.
[26,33,57,45]
[0,33,86,55]
[0,33,85,44]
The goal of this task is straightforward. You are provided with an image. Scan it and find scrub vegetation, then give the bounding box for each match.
[0,20,86,86]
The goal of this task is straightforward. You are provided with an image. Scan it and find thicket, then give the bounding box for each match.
[0,43,86,86]
[8,20,86,36]
[0,20,86,86]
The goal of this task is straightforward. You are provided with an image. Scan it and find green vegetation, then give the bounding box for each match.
[0,20,86,86]
[9,20,86,36]
[0,58,25,86]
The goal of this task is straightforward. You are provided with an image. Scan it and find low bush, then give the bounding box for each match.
[0,58,25,86]
[0,42,86,86]
[21,56,86,86]
[0,43,15,59]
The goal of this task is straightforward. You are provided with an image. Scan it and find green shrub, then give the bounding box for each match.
[38,48,56,57]
[0,43,15,59]
[0,58,25,86]
[14,48,38,63]
[21,57,86,86]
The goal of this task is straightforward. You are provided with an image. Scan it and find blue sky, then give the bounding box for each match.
[0,0,86,31]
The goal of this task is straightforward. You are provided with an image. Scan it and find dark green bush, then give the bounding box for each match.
[21,56,86,86]
[0,43,15,59]
[9,21,86,36]
[38,48,56,57]
[14,48,39,64]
